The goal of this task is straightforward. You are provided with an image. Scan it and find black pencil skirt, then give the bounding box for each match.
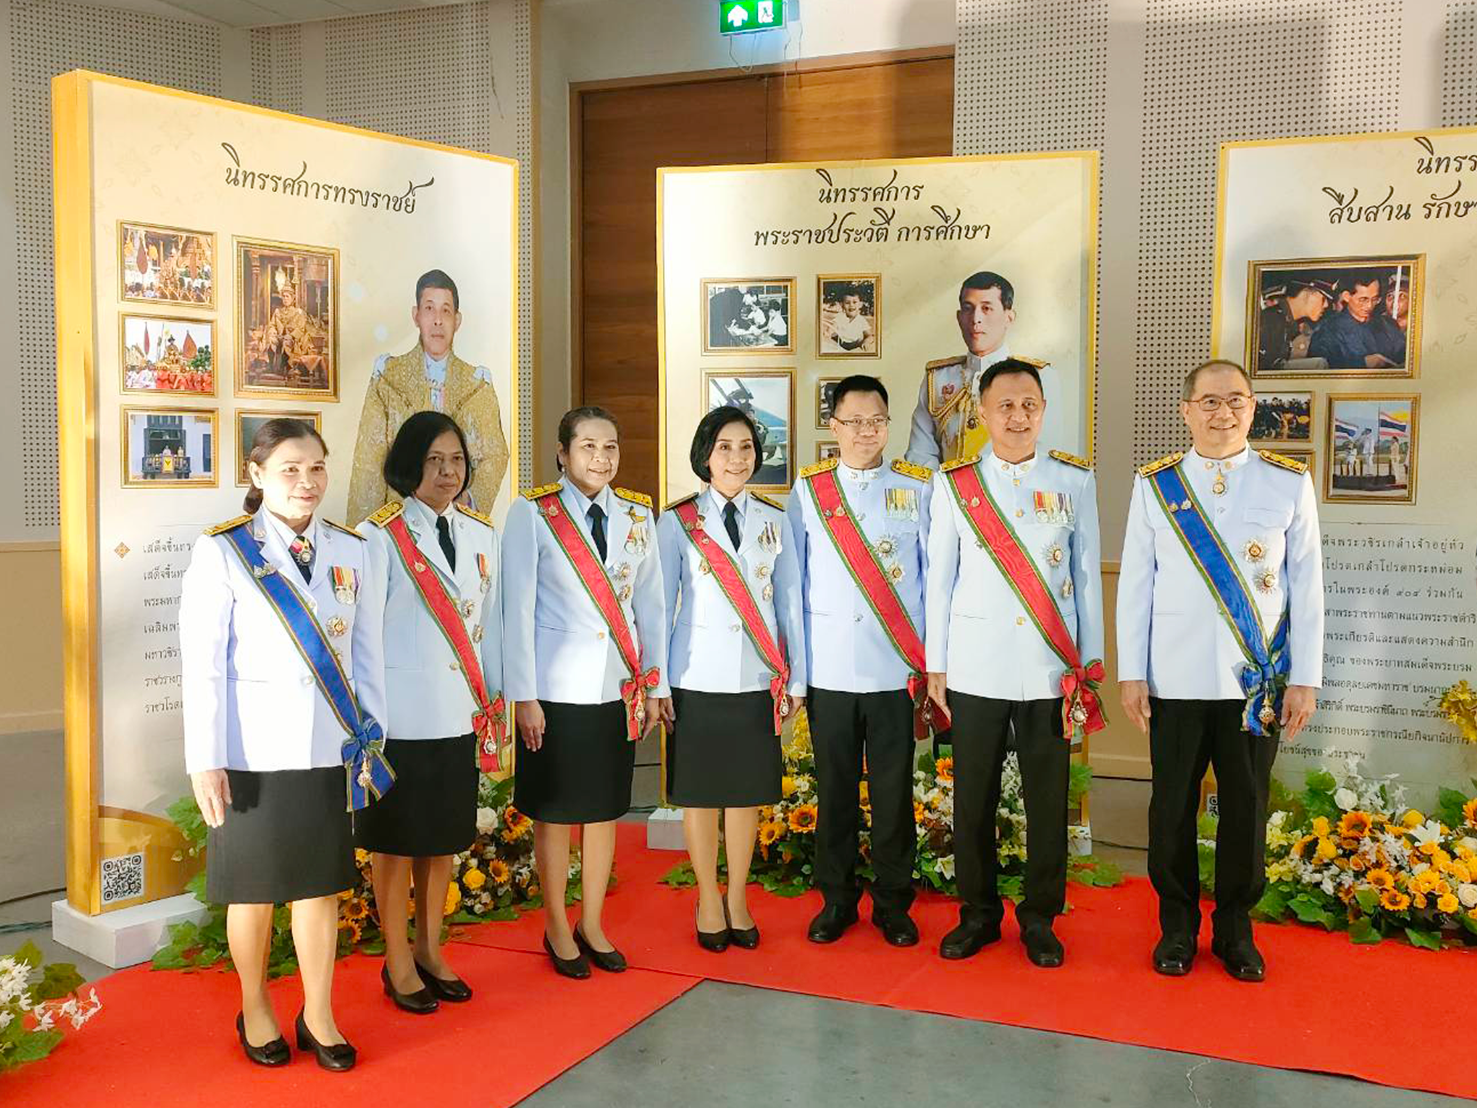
[665,688,782,808]
[205,766,356,905]
[513,700,634,824]
[356,733,478,857]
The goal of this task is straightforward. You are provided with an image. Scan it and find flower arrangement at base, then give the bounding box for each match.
[0,942,101,1072]
[154,772,571,976]
[1199,760,1477,950]
[661,707,1123,899]
[1436,680,1477,744]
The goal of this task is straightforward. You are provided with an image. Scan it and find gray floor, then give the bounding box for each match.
[520,980,1468,1108]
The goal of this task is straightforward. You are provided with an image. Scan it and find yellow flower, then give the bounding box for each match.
[445,881,461,914]
[1337,811,1372,840]
[1380,888,1411,911]
[1365,867,1395,891]
[1413,892,1428,910]
[1291,834,1316,858]
[501,806,533,842]
[1465,798,1477,827]
[759,820,784,847]
[781,775,797,798]
[1310,816,1332,838]
[1412,869,1443,895]
[913,800,927,824]
[1314,838,1338,862]
[787,805,818,833]
[463,867,486,890]
[1402,809,1425,829]
[858,781,870,807]
[343,897,368,921]
[488,858,511,886]
[934,757,954,783]
[1452,861,1472,885]
[1437,893,1460,913]
[354,848,371,866]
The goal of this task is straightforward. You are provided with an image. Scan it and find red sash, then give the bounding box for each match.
[945,463,1106,741]
[672,498,791,734]
[385,515,509,774]
[804,468,949,736]
[533,490,659,740]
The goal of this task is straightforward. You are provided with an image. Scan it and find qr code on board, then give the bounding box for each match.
[100,852,145,904]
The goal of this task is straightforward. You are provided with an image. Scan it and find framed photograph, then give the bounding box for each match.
[235,236,340,400]
[120,315,215,396]
[119,221,215,308]
[815,376,844,429]
[236,409,323,486]
[817,274,881,357]
[1274,448,1315,485]
[816,440,841,463]
[1246,255,1422,378]
[701,278,796,354]
[120,406,217,488]
[1324,395,1418,504]
[1249,390,1312,445]
[703,370,794,490]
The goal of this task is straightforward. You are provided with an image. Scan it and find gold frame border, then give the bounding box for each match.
[119,405,220,489]
[1274,447,1317,487]
[815,272,882,360]
[1244,254,1424,380]
[814,375,844,429]
[117,219,218,311]
[815,439,840,463]
[701,368,796,493]
[118,313,218,398]
[699,277,798,356]
[232,235,342,402]
[1322,393,1419,505]
[234,409,323,486]
[1248,388,1315,449]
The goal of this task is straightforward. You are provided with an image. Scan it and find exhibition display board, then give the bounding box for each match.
[53,71,518,915]
[1214,130,1477,800]
[656,153,1099,501]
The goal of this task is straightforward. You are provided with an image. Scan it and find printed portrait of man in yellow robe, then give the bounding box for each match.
[348,269,510,524]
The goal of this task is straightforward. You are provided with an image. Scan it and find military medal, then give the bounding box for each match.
[876,538,895,558]
[885,488,918,522]
[970,497,980,508]
[699,560,712,575]
[471,625,484,643]
[757,563,770,578]
[1213,475,1227,496]
[1071,701,1088,725]
[332,566,359,604]
[251,563,276,579]
[759,522,780,553]
[1044,543,1065,567]
[1243,538,1266,563]
[326,615,347,637]
[889,565,904,582]
[1256,569,1278,593]
[476,552,492,592]
[1062,578,1074,599]
[461,598,477,618]
[1259,703,1277,726]
[541,502,560,517]
[761,584,774,601]
[619,584,633,603]
[617,562,633,580]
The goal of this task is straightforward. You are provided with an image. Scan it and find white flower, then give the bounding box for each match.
[33,1008,54,1032]
[936,854,955,880]
[1410,821,1445,850]
[1269,810,1287,828]
[0,1011,11,1030]
[475,806,498,835]
[1459,884,1477,909]
[1460,836,1477,855]
[1334,788,1358,812]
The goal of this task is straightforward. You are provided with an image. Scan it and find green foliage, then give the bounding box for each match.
[1434,787,1469,830]
[0,942,94,1072]
[1348,917,1382,945]
[1404,927,1443,952]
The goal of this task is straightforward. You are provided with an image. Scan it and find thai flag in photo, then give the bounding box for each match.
[1333,418,1360,441]
[1378,409,1409,440]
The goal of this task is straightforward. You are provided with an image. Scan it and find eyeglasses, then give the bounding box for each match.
[834,416,891,430]
[1189,394,1252,413]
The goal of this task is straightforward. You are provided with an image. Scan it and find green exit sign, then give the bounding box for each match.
[719,0,787,35]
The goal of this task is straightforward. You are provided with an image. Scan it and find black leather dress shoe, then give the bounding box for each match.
[543,934,592,979]
[872,910,920,947]
[1152,933,1195,976]
[574,925,628,972]
[723,903,760,950]
[938,917,1001,960]
[381,964,439,1014]
[1021,926,1065,968]
[807,903,859,944]
[294,1010,356,1072]
[236,1012,289,1067]
[415,960,473,1002]
[1211,937,1265,982]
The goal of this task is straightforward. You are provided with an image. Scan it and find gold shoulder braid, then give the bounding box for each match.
[751,491,785,511]
[204,514,252,536]
[1138,451,1184,478]
[941,453,980,473]
[1258,449,1310,475]
[322,519,366,540]
[926,354,967,371]
[521,482,561,500]
[614,487,654,508]
[455,502,495,527]
[798,458,839,479]
[891,458,932,482]
[1048,449,1091,471]
[1015,355,1050,368]
[365,501,404,528]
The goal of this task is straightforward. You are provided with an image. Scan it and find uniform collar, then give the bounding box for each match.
[838,459,885,482]
[561,475,613,518]
[1188,445,1252,472]
[704,486,748,518]
[984,446,1037,479]
[966,344,1011,381]
[422,349,450,383]
[403,494,456,530]
[258,508,319,551]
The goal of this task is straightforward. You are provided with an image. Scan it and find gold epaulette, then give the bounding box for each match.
[798,458,839,479]
[204,514,252,537]
[1049,449,1091,471]
[323,519,366,541]
[455,502,494,527]
[662,492,699,512]
[613,487,653,509]
[926,355,967,371]
[521,483,561,500]
[1258,449,1309,475]
[1015,355,1049,368]
[941,453,980,473]
[891,458,932,482]
[751,491,785,511]
[365,501,404,528]
[1138,452,1184,478]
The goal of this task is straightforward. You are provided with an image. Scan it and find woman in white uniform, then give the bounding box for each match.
[181,418,387,1072]
[656,405,807,952]
[502,406,667,978]
[358,412,503,1014]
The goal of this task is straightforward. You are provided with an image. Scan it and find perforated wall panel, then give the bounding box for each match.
[248,23,303,117]
[1441,1,1477,126]
[513,0,533,488]
[9,0,221,530]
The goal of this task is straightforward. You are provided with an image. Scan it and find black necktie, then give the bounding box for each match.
[436,516,456,573]
[723,501,742,551]
[588,504,608,562]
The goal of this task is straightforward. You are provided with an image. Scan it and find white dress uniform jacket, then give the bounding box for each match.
[926,448,1104,700]
[1117,447,1324,699]
[180,510,387,774]
[786,458,931,692]
[359,496,502,741]
[501,477,669,704]
[658,488,807,697]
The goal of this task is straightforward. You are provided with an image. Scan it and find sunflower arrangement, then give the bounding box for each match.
[1436,679,1477,744]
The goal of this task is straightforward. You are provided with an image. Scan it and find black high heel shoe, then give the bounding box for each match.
[382,963,439,1014]
[415,959,473,1002]
[235,1011,289,1067]
[574,924,628,973]
[723,900,761,950]
[696,909,731,953]
[294,1010,356,1072]
[543,934,591,979]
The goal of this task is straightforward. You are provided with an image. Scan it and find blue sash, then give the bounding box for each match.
[217,522,394,811]
[1147,465,1289,737]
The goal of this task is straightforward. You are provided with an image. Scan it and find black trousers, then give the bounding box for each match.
[807,686,917,914]
[1148,698,1278,944]
[949,691,1068,930]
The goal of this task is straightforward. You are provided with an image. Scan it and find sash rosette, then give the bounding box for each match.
[343,716,396,811]
[1060,660,1107,741]
[621,667,662,740]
